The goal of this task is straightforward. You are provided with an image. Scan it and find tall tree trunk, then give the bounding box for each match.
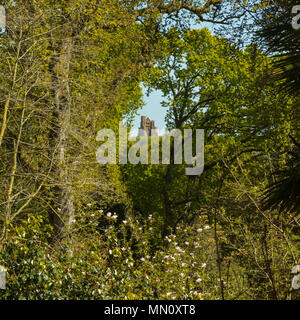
[50,35,74,241]
[163,144,175,237]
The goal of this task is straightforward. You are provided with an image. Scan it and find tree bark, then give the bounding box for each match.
[49,35,75,241]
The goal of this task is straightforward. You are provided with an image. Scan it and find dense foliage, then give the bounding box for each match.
[0,0,299,300]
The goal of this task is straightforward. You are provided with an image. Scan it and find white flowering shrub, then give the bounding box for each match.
[0,203,286,299]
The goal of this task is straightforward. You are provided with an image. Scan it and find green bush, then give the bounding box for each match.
[0,207,298,300]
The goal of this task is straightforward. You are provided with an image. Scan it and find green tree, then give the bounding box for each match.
[256,0,300,214]
[141,27,296,231]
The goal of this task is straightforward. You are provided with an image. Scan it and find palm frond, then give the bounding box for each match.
[257,0,300,95]
[262,141,300,214]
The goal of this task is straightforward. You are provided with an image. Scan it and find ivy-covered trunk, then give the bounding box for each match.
[49,34,74,241]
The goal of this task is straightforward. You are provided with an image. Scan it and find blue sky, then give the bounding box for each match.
[131,88,166,136]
